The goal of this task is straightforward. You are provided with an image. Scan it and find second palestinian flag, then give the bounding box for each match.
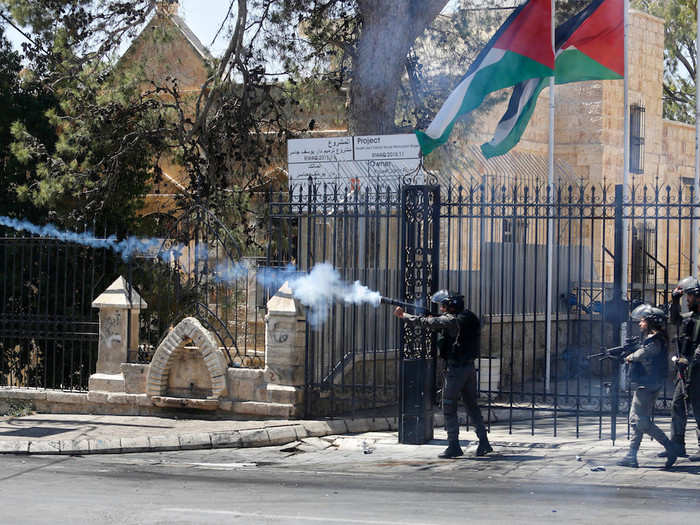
[482,0,624,159]
[415,0,554,156]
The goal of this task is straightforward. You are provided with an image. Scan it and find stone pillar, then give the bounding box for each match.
[88,277,147,393]
[264,282,306,415]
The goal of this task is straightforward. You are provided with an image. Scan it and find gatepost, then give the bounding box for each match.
[399,185,440,444]
[88,276,147,393]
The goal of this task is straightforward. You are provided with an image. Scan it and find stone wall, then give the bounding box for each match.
[663,120,696,182]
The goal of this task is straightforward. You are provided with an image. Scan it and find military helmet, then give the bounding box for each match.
[431,289,464,312]
[677,276,700,296]
[630,303,666,329]
[430,290,449,304]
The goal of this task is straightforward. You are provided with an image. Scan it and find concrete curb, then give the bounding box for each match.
[0,416,400,456]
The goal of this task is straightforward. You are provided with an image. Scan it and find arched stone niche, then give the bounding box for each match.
[146,317,227,400]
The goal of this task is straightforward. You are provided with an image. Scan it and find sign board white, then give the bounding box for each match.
[353,134,421,161]
[287,137,354,164]
[287,134,421,188]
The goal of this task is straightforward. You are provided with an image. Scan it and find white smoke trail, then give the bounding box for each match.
[214,260,256,283]
[2,216,383,326]
[0,215,184,261]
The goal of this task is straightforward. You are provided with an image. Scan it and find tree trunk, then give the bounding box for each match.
[349,0,448,135]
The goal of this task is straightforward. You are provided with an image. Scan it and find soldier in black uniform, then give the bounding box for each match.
[662,276,700,458]
[616,304,682,468]
[394,290,492,459]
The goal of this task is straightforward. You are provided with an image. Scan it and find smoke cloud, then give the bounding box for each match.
[283,263,382,326]
[219,261,382,327]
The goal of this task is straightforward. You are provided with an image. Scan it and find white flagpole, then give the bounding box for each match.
[545,0,555,394]
[620,0,630,344]
[693,0,700,279]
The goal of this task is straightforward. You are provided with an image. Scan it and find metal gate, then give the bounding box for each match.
[398,185,440,444]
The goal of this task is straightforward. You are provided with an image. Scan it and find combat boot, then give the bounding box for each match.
[658,443,687,458]
[662,441,683,468]
[476,438,493,457]
[616,450,639,468]
[438,441,463,459]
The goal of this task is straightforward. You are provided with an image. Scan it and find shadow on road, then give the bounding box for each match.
[0,456,73,482]
[455,454,546,462]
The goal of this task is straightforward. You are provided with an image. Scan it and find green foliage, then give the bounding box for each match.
[0,1,162,230]
[0,24,57,223]
[632,0,697,123]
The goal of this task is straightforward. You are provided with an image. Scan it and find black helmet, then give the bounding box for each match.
[431,289,464,312]
[677,276,700,296]
[630,304,666,329]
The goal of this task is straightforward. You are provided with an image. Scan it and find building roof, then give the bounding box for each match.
[170,14,214,62]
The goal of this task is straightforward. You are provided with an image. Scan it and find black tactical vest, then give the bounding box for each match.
[437,311,480,366]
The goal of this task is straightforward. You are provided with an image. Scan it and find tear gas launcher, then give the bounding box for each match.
[380,296,430,314]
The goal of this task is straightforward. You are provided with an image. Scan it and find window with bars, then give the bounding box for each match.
[503,218,527,243]
[631,223,656,285]
[630,104,645,174]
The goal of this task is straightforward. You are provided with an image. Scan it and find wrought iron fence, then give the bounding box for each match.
[0,207,270,390]
[3,178,697,441]
[268,178,699,439]
[0,227,121,390]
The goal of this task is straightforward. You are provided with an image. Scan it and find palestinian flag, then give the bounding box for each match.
[415,0,553,156]
[481,0,623,159]
[556,0,624,84]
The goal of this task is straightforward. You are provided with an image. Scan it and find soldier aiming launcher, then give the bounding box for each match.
[380,289,451,314]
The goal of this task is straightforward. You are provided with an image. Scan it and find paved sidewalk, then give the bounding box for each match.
[2,411,699,492]
[309,419,700,491]
[1,410,696,460]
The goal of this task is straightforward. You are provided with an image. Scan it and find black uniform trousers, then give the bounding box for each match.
[442,361,487,443]
[670,363,700,447]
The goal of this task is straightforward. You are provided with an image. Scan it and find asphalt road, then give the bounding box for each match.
[2,441,699,525]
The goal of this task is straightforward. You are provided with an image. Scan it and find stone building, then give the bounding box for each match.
[442,10,696,292]
[117,0,212,217]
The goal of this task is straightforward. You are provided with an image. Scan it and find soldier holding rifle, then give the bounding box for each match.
[615,304,682,468]
[393,290,492,459]
[662,276,700,459]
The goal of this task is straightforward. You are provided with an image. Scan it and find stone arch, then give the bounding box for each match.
[146,317,227,399]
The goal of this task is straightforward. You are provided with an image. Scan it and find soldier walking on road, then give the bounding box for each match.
[394,290,492,459]
[616,304,682,468]
[662,276,700,459]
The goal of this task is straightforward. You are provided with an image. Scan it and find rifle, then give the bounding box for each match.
[587,336,640,362]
